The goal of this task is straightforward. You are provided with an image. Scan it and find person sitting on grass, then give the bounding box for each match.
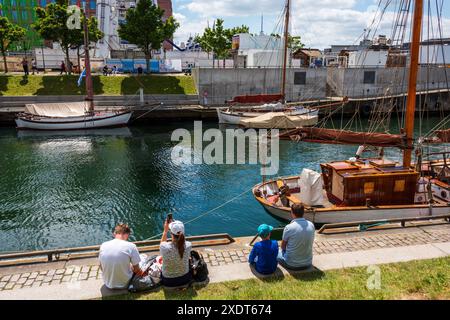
[278,203,315,270]
[99,223,147,290]
[160,219,193,287]
[248,224,279,275]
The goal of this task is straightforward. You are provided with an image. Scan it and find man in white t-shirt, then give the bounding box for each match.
[99,223,147,289]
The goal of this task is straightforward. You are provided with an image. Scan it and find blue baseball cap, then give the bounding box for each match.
[257,224,274,238]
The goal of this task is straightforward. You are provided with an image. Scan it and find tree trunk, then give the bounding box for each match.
[65,48,71,75]
[223,58,225,68]
[1,48,7,74]
[77,47,81,74]
[145,54,150,74]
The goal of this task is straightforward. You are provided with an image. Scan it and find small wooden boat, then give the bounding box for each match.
[253,161,450,224]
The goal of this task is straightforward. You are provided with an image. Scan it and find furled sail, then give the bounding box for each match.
[280,127,405,148]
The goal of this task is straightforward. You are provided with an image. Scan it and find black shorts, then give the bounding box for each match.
[161,271,193,287]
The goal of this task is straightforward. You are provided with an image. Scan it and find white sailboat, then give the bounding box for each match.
[216,1,319,128]
[16,6,132,131]
[217,104,319,126]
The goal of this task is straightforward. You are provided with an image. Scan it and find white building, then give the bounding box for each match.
[232,33,292,68]
[347,50,389,68]
[96,0,158,59]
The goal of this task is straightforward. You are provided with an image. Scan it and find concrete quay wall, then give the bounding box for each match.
[193,66,450,107]
[193,68,328,105]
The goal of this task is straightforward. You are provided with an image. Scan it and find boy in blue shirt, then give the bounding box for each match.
[248,224,279,275]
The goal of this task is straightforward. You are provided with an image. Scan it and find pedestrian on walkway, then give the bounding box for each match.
[31,59,38,75]
[21,58,29,76]
[278,204,315,270]
[60,61,66,75]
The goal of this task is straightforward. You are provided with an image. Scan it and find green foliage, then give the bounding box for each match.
[118,0,179,72]
[33,1,103,74]
[0,14,26,72]
[197,20,250,64]
[271,33,305,51]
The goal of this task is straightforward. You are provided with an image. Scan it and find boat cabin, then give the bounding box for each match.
[320,159,419,206]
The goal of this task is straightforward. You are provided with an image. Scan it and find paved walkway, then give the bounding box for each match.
[0,223,449,300]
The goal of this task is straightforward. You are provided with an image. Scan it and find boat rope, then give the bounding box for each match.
[129,103,163,122]
[142,187,253,241]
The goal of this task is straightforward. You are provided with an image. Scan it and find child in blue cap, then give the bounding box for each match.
[248,224,279,275]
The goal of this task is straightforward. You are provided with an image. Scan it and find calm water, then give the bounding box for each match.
[0,118,441,252]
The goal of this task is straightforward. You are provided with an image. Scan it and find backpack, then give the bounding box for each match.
[190,250,209,282]
[128,255,162,293]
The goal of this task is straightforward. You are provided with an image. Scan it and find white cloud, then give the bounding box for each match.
[173,0,450,49]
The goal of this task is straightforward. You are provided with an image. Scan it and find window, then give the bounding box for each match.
[363,71,376,84]
[394,180,405,192]
[364,182,375,194]
[294,72,306,85]
[90,0,96,9]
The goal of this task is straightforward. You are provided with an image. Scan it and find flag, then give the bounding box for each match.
[77,68,86,87]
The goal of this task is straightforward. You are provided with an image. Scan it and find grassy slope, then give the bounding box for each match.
[0,75,197,96]
[106,257,450,300]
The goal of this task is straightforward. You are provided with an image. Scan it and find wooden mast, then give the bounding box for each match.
[403,0,423,168]
[281,0,290,102]
[83,2,95,113]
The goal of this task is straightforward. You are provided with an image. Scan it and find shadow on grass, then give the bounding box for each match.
[101,280,210,301]
[20,75,29,86]
[34,75,105,95]
[120,75,186,95]
[0,76,8,96]
[249,264,325,283]
[286,266,326,282]
[250,265,286,282]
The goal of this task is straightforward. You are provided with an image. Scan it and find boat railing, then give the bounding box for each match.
[0,233,234,268]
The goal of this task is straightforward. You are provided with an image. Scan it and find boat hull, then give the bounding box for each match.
[216,108,318,125]
[16,111,132,130]
[253,176,450,224]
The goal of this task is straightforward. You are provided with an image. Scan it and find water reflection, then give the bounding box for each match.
[0,119,443,252]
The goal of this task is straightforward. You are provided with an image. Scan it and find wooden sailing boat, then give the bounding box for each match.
[252,0,450,224]
[217,0,319,128]
[16,5,132,131]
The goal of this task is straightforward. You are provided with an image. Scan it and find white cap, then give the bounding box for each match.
[169,220,185,235]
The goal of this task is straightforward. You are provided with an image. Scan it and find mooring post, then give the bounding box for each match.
[140,88,144,105]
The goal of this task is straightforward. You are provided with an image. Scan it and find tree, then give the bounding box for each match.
[197,20,250,68]
[33,0,102,75]
[0,11,26,73]
[271,33,305,51]
[289,35,304,52]
[118,0,179,73]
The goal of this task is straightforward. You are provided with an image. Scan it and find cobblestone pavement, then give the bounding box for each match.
[0,224,449,292]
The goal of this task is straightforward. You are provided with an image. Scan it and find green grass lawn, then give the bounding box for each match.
[0,75,197,96]
[105,257,450,300]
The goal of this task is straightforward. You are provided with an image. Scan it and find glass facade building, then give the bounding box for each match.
[0,0,96,51]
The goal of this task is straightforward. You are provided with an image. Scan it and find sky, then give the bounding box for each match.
[172,0,450,49]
